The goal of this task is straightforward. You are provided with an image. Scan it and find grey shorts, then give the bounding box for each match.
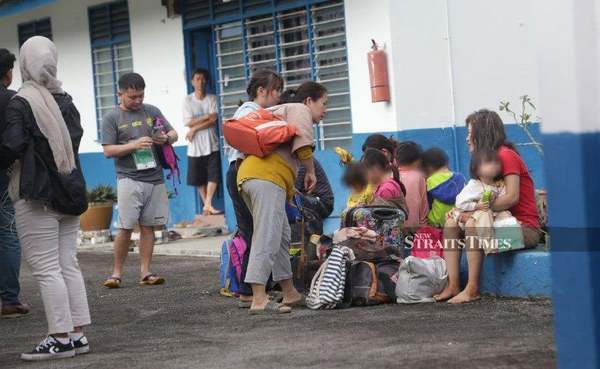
[116,178,169,229]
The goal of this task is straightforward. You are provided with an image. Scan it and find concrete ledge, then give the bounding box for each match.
[78,236,227,258]
[461,246,551,298]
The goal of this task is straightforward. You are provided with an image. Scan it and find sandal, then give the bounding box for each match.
[238,300,252,309]
[139,274,165,286]
[103,276,121,289]
[249,301,292,315]
[283,294,306,308]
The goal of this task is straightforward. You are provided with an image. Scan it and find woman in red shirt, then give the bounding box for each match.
[435,109,541,304]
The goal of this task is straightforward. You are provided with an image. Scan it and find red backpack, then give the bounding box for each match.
[223,108,297,158]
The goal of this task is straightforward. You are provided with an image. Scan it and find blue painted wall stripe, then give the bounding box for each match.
[80,123,546,234]
[0,0,55,18]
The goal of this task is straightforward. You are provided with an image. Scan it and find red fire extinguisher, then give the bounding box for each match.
[368,39,390,103]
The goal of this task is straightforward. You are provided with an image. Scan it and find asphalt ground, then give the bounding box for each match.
[0,252,556,369]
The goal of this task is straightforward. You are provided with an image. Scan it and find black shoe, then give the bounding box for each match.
[1,303,30,318]
[20,335,75,361]
[72,335,90,355]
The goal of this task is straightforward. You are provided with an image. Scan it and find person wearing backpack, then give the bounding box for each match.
[225,70,284,307]
[237,82,327,314]
[1,37,91,361]
[101,73,178,289]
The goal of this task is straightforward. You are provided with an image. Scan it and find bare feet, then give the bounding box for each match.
[447,289,481,304]
[202,207,223,216]
[433,286,460,302]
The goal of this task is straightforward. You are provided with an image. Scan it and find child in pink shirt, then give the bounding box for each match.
[363,148,406,201]
[395,141,429,229]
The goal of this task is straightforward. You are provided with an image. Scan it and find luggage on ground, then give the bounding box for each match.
[306,246,355,310]
[223,108,297,158]
[411,225,444,259]
[341,205,407,251]
[348,260,399,306]
[339,237,401,262]
[395,256,448,303]
[219,235,247,297]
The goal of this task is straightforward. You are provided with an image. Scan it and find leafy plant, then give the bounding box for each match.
[86,185,117,204]
[499,95,543,155]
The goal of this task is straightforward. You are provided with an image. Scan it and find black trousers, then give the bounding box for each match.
[226,161,253,296]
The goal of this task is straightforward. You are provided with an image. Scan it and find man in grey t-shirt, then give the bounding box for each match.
[101,73,178,288]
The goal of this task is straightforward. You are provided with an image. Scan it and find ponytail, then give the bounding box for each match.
[280,81,327,104]
[363,148,406,196]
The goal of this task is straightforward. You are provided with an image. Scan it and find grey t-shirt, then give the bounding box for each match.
[101,104,174,184]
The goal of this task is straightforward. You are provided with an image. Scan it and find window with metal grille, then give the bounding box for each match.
[211,0,351,151]
[17,17,52,47]
[89,1,133,137]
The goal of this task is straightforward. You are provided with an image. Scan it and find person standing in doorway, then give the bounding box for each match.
[102,73,178,288]
[184,68,221,215]
[0,48,30,318]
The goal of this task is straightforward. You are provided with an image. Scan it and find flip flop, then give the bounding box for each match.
[249,301,292,315]
[103,276,121,289]
[269,291,284,303]
[139,274,165,286]
[238,300,252,309]
[283,295,306,308]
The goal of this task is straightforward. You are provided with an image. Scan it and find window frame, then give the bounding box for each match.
[88,0,133,138]
[17,17,52,47]
[183,0,352,151]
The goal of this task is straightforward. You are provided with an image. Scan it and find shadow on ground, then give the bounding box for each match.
[0,252,556,369]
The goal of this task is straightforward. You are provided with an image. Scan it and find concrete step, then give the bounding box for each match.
[461,246,551,298]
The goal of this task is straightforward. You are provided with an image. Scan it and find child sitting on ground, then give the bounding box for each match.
[421,148,465,227]
[342,161,373,208]
[395,141,429,229]
[450,149,519,249]
[363,148,407,212]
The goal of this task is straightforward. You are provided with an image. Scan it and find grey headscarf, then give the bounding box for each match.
[8,36,76,200]
[17,36,76,174]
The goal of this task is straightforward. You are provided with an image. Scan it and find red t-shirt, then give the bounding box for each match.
[497,145,539,227]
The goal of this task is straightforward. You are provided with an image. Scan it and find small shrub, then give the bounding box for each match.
[87,185,117,204]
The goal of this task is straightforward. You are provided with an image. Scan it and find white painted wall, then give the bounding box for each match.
[345,0,541,133]
[0,0,545,144]
[344,0,398,134]
[447,0,541,125]
[0,0,111,153]
[128,0,187,142]
[0,0,187,153]
[534,0,600,134]
[389,0,455,130]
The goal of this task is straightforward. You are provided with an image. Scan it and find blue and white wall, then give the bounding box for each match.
[534,0,600,367]
[0,0,547,230]
[319,0,545,228]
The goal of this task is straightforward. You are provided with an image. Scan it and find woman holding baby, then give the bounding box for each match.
[435,109,541,304]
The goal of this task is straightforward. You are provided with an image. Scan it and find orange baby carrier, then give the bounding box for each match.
[223,108,297,158]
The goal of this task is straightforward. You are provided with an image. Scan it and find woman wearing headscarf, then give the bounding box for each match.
[0,36,91,361]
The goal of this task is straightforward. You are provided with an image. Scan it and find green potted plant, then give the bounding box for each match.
[80,185,117,231]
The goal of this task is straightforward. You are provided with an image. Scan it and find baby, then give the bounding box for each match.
[449,150,521,252]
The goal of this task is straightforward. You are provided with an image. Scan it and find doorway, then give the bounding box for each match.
[187,27,225,215]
